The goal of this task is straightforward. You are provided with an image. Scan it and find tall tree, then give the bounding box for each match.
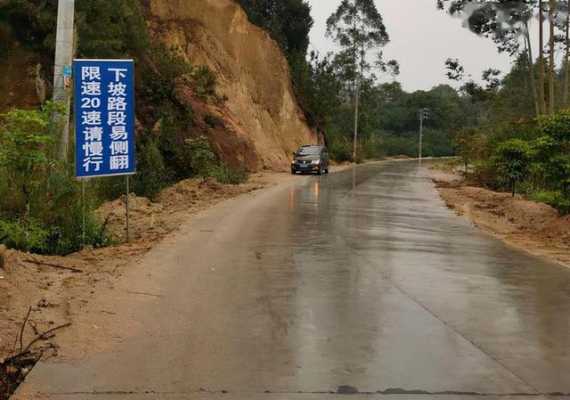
[523,18,540,116]
[326,0,393,160]
[239,0,313,57]
[539,0,547,114]
[560,0,570,107]
[437,0,544,116]
[548,0,557,114]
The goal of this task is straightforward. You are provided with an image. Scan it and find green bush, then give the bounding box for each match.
[0,103,57,216]
[192,66,217,99]
[185,136,217,179]
[492,139,532,196]
[530,191,570,215]
[470,160,499,188]
[0,104,110,255]
[452,110,570,211]
[184,136,248,184]
[454,129,490,170]
[538,111,570,143]
[0,211,111,255]
[44,201,112,255]
[328,136,353,162]
[0,219,50,254]
[360,136,385,160]
[382,134,416,157]
[133,138,170,199]
[211,165,249,185]
[544,155,570,196]
[422,129,455,157]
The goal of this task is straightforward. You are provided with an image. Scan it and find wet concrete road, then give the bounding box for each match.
[17,161,570,399]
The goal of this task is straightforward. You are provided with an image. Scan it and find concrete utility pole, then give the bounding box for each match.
[53,0,75,161]
[353,78,360,162]
[418,108,429,163]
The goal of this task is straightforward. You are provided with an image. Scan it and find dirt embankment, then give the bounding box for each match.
[146,0,320,172]
[0,0,321,173]
[430,165,570,267]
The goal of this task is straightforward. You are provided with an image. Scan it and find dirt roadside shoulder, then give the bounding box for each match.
[1,167,338,400]
[429,165,570,268]
[0,164,355,380]
[0,174,272,398]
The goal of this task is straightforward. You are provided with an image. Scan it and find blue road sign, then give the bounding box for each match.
[73,59,136,178]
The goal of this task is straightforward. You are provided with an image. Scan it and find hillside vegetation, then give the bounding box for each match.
[0,0,317,254]
[435,1,570,214]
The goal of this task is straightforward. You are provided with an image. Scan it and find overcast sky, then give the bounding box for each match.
[307,0,513,92]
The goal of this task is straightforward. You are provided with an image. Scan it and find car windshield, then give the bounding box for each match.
[297,146,320,156]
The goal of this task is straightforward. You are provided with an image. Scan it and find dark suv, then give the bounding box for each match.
[291,145,330,175]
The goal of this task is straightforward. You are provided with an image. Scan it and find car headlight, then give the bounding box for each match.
[311,159,321,165]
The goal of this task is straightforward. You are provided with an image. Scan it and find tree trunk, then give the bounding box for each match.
[538,0,547,115]
[562,9,570,108]
[548,0,556,114]
[524,23,540,117]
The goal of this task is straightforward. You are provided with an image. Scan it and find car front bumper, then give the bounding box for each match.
[292,164,320,173]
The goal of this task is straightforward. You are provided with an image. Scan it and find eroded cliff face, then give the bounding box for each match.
[146,0,319,171]
[0,0,319,172]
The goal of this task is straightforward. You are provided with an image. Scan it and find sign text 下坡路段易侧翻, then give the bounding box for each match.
[73,59,136,178]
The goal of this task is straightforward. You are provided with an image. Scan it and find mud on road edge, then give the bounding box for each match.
[428,164,570,269]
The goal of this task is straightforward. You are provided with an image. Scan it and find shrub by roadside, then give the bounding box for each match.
[0,103,109,255]
[0,105,248,256]
[453,112,570,214]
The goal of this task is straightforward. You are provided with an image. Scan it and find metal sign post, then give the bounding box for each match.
[81,179,86,248]
[73,59,137,243]
[126,176,130,243]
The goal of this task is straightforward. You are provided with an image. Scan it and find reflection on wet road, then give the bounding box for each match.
[20,161,570,399]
